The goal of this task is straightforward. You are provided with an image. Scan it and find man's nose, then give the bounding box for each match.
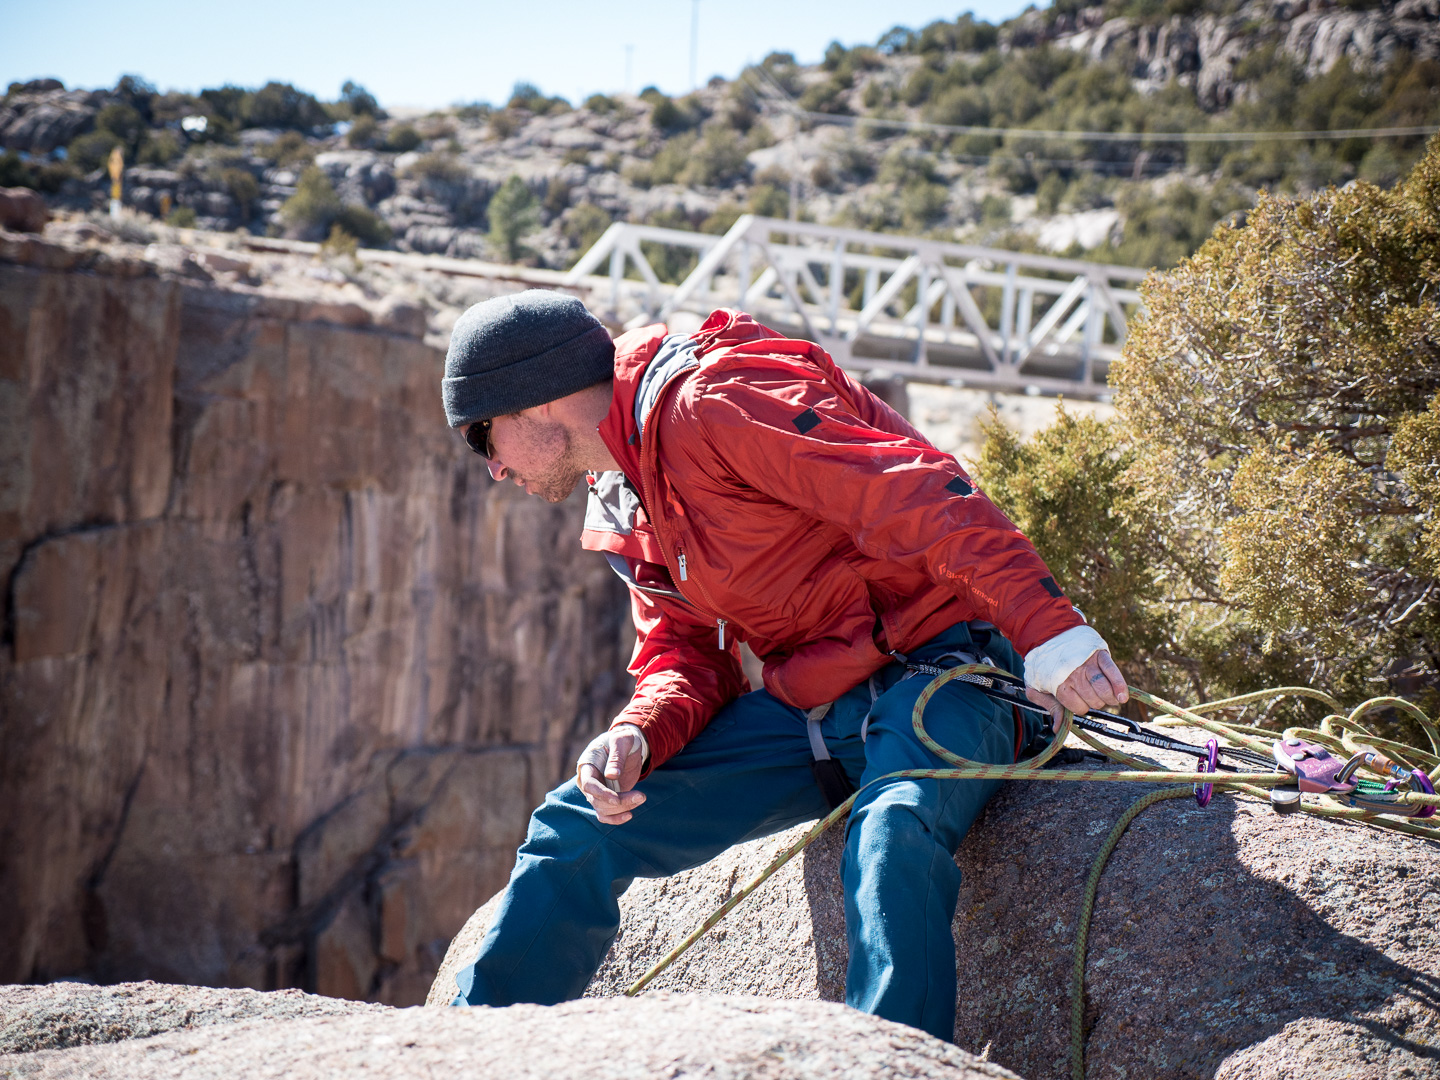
[486,459,508,482]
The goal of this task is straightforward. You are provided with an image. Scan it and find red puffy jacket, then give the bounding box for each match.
[582,309,1083,772]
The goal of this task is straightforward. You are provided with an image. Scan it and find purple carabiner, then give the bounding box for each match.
[1194,738,1218,808]
[1414,769,1435,820]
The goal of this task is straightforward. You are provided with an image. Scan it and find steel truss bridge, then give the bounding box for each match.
[564,215,1148,399]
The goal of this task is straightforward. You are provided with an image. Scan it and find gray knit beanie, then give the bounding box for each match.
[441,290,615,428]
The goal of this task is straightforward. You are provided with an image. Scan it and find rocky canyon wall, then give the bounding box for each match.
[0,233,633,1005]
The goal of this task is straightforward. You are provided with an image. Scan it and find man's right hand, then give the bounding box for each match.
[576,724,648,825]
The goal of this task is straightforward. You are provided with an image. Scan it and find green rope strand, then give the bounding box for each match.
[1071,787,1195,1080]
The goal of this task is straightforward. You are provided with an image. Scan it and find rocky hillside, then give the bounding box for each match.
[3,0,1437,273]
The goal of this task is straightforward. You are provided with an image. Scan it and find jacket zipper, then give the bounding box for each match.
[678,551,728,648]
[637,378,734,655]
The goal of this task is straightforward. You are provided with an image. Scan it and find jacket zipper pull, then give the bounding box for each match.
[717,619,727,650]
[678,552,687,581]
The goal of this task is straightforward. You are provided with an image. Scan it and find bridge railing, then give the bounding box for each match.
[564,215,1149,398]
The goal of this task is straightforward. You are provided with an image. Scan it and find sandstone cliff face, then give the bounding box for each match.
[0,232,633,1004]
[432,741,1440,1079]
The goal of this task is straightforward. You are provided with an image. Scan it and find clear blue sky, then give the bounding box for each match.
[2,0,1040,110]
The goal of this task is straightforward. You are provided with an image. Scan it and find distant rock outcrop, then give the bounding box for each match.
[1051,0,1440,108]
[432,743,1440,1079]
[0,984,1019,1080]
[0,188,48,233]
[0,83,102,155]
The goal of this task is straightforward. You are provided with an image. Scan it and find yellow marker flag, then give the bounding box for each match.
[108,145,123,201]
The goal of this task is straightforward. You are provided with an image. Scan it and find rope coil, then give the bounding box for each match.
[622,666,1440,1078]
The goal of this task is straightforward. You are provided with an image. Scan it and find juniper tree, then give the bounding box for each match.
[975,135,1440,718]
[487,176,538,263]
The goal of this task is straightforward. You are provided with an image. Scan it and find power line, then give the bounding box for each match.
[795,110,1440,144]
[739,66,1437,144]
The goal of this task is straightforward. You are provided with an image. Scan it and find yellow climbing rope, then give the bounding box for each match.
[623,666,1440,1080]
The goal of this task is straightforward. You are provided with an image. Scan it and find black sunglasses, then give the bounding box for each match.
[463,418,493,459]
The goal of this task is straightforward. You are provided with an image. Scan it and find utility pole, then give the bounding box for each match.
[689,0,699,91]
[625,44,634,95]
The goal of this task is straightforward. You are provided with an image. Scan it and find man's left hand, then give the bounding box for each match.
[1026,650,1128,732]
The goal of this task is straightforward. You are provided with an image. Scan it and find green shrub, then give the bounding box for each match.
[798,77,852,115]
[702,200,744,234]
[95,102,146,156]
[245,81,328,131]
[924,85,988,128]
[1094,180,1249,270]
[640,207,699,283]
[333,205,390,247]
[900,180,950,231]
[280,166,342,237]
[165,205,197,227]
[455,102,492,122]
[1035,173,1066,215]
[975,407,1174,670]
[339,80,381,118]
[322,222,359,260]
[584,93,618,114]
[0,151,33,188]
[199,85,248,128]
[562,202,612,261]
[406,151,467,183]
[67,130,121,172]
[220,167,259,217]
[138,129,182,165]
[489,111,519,139]
[487,175,538,261]
[507,82,570,115]
[544,178,572,216]
[977,135,1440,717]
[748,181,789,219]
[644,133,697,186]
[648,93,695,134]
[384,124,422,153]
[258,130,315,166]
[680,125,749,187]
[743,122,776,152]
[277,165,390,245]
[347,114,379,148]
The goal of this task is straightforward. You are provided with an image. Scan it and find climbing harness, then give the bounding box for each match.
[621,663,1440,1080]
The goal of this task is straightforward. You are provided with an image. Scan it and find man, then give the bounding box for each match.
[441,289,1126,1041]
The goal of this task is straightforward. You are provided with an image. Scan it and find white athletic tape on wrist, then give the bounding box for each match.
[576,724,650,793]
